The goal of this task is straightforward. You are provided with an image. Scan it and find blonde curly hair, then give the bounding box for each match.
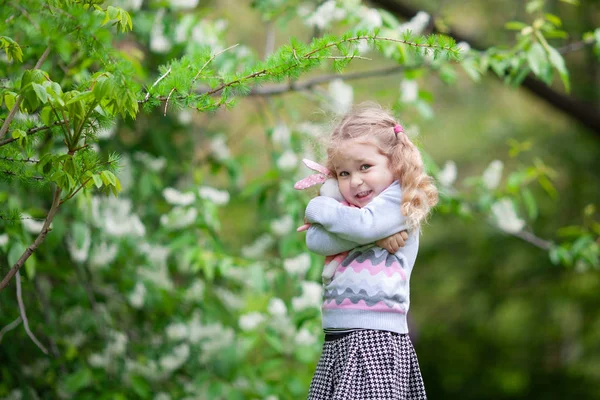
[326,103,438,231]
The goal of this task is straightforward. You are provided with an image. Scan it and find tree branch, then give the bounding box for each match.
[0,45,51,139]
[0,120,66,148]
[0,186,62,291]
[369,0,600,135]
[0,316,22,344]
[16,271,48,354]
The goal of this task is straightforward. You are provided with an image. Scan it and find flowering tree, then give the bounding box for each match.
[0,0,599,398]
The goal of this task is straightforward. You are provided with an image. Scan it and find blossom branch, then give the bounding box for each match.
[16,271,49,354]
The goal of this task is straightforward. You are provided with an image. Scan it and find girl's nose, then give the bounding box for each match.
[351,174,363,186]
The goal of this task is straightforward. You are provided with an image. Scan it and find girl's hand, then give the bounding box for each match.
[376,231,408,253]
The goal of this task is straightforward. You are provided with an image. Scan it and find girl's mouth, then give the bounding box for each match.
[356,190,372,199]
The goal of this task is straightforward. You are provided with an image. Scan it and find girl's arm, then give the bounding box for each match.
[305,182,407,244]
[305,223,361,256]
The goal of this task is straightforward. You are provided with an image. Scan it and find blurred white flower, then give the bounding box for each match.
[138,243,173,291]
[215,287,244,310]
[169,0,199,10]
[438,161,457,188]
[296,122,323,138]
[295,328,318,346]
[284,253,311,276]
[400,80,418,103]
[277,150,299,172]
[272,123,291,147]
[271,215,294,236]
[134,151,167,172]
[239,312,266,331]
[177,109,193,125]
[305,0,346,29]
[184,280,205,303]
[241,234,275,259]
[457,41,471,53]
[150,32,171,54]
[327,79,353,115]
[89,241,118,269]
[106,330,128,356]
[88,353,107,368]
[491,198,525,234]
[159,343,190,372]
[128,282,147,309]
[482,160,504,190]
[267,297,287,317]
[0,234,8,246]
[97,125,116,140]
[292,281,323,311]
[120,0,143,11]
[209,134,231,161]
[264,396,279,400]
[91,196,146,237]
[160,206,198,230]
[21,214,45,234]
[118,155,134,193]
[154,393,172,400]
[398,11,430,35]
[66,225,91,263]
[166,322,189,341]
[198,186,230,205]
[198,324,235,363]
[163,187,196,206]
[357,7,382,29]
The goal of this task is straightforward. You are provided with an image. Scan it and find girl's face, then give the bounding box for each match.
[332,139,395,208]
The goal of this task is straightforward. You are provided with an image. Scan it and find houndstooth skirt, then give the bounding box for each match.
[308,330,427,400]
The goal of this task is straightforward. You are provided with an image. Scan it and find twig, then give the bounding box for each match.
[0,187,62,291]
[190,44,239,90]
[16,271,49,354]
[0,156,39,163]
[0,316,22,344]
[512,230,552,251]
[2,170,45,180]
[144,66,172,102]
[0,120,66,148]
[0,45,50,139]
[164,87,177,116]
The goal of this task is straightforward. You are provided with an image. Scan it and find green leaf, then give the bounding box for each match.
[527,43,548,77]
[521,188,538,220]
[92,174,103,188]
[130,375,151,399]
[544,13,562,27]
[505,21,528,31]
[4,92,17,111]
[546,45,570,92]
[8,241,26,266]
[63,368,93,393]
[32,83,48,104]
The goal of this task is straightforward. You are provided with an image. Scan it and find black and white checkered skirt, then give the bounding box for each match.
[308,330,427,400]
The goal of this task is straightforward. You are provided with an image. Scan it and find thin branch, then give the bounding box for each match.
[190,43,239,90]
[2,170,45,181]
[512,230,553,251]
[60,177,91,205]
[0,187,62,291]
[164,87,177,116]
[0,316,22,344]
[16,271,49,354]
[0,120,66,148]
[144,66,172,102]
[0,156,39,163]
[0,45,50,139]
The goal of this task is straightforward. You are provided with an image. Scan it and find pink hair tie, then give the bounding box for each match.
[393,124,404,135]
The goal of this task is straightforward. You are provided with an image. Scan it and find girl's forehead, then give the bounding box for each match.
[331,139,385,166]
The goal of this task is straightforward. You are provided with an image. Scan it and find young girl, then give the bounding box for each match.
[303,103,438,399]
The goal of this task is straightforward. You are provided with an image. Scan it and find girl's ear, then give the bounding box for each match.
[302,159,331,176]
[294,174,329,190]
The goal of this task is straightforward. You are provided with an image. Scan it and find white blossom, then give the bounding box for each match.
[134,151,167,172]
[272,123,291,147]
[241,234,274,258]
[89,241,118,269]
[400,80,418,103]
[437,161,457,188]
[457,41,471,53]
[159,343,190,372]
[305,0,346,29]
[239,312,266,331]
[178,109,193,125]
[160,206,198,230]
[0,233,8,246]
[482,160,504,190]
[267,297,287,317]
[284,253,311,276]
[128,282,147,309]
[90,196,146,237]
[209,134,231,161]
[166,322,189,341]
[154,393,172,400]
[327,79,353,115]
[398,11,430,35]
[150,32,171,54]
[184,279,205,303]
[270,215,294,236]
[491,198,525,234]
[169,0,199,10]
[106,330,128,356]
[21,214,45,234]
[66,226,91,263]
[215,287,244,310]
[138,243,173,290]
[296,122,323,138]
[295,328,318,346]
[292,281,323,311]
[277,150,299,172]
[88,353,107,368]
[120,0,143,11]
[198,325,235,363]
[163,187,196,206]
[198,186,230,205]
[118,155,134,193]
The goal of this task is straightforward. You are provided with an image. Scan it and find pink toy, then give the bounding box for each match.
[294,158,349,283]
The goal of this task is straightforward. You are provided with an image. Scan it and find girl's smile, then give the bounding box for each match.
[333,139,395,208]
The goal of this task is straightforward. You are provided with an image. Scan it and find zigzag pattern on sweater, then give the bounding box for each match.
[327,269,407,296]
[342,247,407,269]
[324,287,408,311]
[336,257,407,279]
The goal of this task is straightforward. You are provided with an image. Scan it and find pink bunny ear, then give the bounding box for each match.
[294,174,329,190]
[302,159,331,176]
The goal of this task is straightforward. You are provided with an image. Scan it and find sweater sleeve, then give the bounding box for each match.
[304,182,407,244]
[305,223,361,256]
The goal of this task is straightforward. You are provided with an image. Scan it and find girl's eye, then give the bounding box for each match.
[360,164,371,171]
[338,171,349,177]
